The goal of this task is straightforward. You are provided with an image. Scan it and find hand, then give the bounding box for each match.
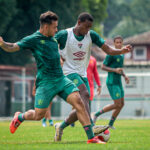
[0,36,4,46]
[125,76,130,84]
[97,87,101,95]
[121,45,132,54]
[115,68,123,74]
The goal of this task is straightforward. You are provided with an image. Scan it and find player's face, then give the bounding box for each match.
[47,21,58,37]
[114,38,123,49]
[78,20,92,35]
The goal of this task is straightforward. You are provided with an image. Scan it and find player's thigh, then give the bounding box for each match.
[67,73,90,98]
[82,77,91,94]
[107,84,122,100]
[67,73,85,88]
[58,76,79,102]
[35,84,56,109]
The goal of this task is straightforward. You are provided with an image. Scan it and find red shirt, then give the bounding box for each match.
[87,56,101,88]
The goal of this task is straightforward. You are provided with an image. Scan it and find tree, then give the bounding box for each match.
[104,0,150,38]
[0,0,108,66]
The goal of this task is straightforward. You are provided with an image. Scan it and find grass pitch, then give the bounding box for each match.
[0,120,150,150]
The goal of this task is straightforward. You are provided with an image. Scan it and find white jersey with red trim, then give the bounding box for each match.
[60,28,92,77]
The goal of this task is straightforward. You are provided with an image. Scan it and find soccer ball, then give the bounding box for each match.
[97,129,110,142]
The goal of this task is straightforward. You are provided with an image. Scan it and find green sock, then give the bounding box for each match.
[90,118,95,127]
[60,121,69,129]
[83,125,94,139]
[49,119,53,124]
[42,118,46,122]
[18,113,25,122]
[95,109,104,117]
[109,116,116,126]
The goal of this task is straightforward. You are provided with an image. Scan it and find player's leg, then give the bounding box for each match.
[10,107,48,134]
[55,76,105,144]
[48,102,53,126]
[42,102,53,127]
[109,97,124,128]
[56,75,108,138]
[93,85,123,123]
[89,85,94,111]
[64,84,91,124]
[10,84,54,134]
[70,107,75,127]
[64,74,94,126]
[67,91,105,143]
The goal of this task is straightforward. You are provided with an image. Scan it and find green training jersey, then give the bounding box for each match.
[55,29,105,49]
[103,54,124,85]
[17,31,64,85]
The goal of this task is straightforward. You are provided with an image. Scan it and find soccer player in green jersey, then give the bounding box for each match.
[53,12,132,141]
[93,35,130,129]
[0,11,105,144]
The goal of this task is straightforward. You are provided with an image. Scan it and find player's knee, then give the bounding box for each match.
[75,97,84,111]
[115,103,122,109]
[34,113,45,121]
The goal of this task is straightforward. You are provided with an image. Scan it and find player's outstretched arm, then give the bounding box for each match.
[101,43,132,56]
[0,36,20,52]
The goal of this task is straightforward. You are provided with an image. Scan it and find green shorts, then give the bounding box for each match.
[67,73,90,94]
[35,76,79,108]
[107,83,124,100]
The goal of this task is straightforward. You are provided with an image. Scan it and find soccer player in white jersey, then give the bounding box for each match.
[54,12,132,141]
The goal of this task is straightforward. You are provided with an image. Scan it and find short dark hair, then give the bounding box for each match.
[40,11,58,26]
[78,12,94,22]
[113,35,123,42]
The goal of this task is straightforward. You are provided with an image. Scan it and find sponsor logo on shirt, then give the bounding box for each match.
[73,51,86,60]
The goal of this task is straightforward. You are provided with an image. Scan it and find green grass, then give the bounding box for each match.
[0,120,150,150]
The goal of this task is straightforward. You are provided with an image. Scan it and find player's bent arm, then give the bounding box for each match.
[101,64,122,74]
[101,64,116,73]
[101,43,132,55]
[0,37,20,52]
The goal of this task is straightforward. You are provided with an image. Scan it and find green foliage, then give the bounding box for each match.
[109,17,150,38]
[0,0,107,66]
[104,0,150,38]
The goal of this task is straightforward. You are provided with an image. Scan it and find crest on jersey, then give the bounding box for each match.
[40,40,45,44]
[117,58,120,62]
[78,43,83,48]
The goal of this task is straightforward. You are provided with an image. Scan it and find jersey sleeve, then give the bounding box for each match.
[103,55,113,66]
[90,30,105,47]
[93,59,101,86]
[17,35,35,51]
[55,30,68,50]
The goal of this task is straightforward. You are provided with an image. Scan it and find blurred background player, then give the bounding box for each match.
[92,35,130,129]
[87,55,101,110]
[54,12,132,141]
[42,102,53,127]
